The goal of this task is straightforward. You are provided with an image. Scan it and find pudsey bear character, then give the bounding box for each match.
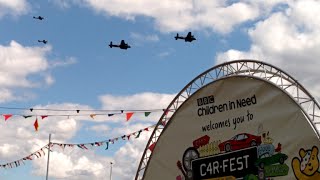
[292,146,320,179]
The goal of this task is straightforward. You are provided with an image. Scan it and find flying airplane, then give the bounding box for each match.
[175,32,196,42]
[109,40,131,50]
[33,16,44,20]
[38,40,48,44]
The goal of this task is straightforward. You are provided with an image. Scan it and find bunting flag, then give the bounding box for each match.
[144,112,151,117]
[163,109,169,115]
[105,142,109,150]
[23,115,32,118]
[34,118,39,131]
[41,115,48,120]
[121,135,126,140]
[162,120,167,126]
[3,114,13,121]
[135,130,142,138]
[108,113,114,117]
[149,143,156,152]
[90,114,96,119]
[126,112,134,121]
[77,144,88,150]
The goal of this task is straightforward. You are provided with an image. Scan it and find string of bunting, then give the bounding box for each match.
[2,109,170,131]
[0,123,158,169]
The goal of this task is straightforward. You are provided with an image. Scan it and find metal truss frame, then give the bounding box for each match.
[135,59,320,179]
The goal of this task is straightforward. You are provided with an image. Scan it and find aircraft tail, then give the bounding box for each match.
[109,41,112,48]
[175,33,179,40]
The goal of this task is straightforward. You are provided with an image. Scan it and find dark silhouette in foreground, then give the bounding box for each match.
[33,16,44,20]
[109,40,131,50]
[38,40,48,44]
[175,32,196,42]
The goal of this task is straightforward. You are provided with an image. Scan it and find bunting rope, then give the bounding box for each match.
[2,109,171,131]
[0,123,158,169]
[0,106,169,112]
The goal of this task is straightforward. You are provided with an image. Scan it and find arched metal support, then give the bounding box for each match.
[135,59,320,179]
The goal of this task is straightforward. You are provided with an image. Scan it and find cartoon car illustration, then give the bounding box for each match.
[255,153,288,169]
[218,133,262,152]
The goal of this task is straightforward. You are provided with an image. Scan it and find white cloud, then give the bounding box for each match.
[130,32,159,43]
[73,0,261,34]
[0,0,29,18]
[216,0,320,99]
[0,41,77,103]
[88,124,110,134]
[32,150,110,180]
[112,129,153,180]
[49,57,77,68]
[0,41,50,88]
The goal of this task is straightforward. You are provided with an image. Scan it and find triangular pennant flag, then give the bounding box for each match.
[41,148,45,156]
[3,114,13,121]
[34,118,39,131]
[81,144,88,150]
[23,115,32,118]
[163,109,169,115]
[162,120,167,126]
[41,115,48,120]
[144,127,149,131]
[144,112,151,117]
[148,143,156,152]
[26,155,32,160]
[121,135,126,140]
[105,142,109,150]
[126,112,134,121]
[59,144,65,150]
[127,135,131,140]
[90,114,96,119]
[108,114,114,117]
[135,130,142,138]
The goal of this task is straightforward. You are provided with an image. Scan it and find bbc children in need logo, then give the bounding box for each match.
[196,94,257,117]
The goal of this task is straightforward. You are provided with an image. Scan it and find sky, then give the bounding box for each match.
[0,0,320,179]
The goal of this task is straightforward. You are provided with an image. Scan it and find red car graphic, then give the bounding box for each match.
[219,133,261,152]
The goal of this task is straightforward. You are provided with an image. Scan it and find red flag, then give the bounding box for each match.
[34,118,39,131]
[149,143,156,152]
[3,114,12,121]
[41,115,48,120]
[126,112,134,121]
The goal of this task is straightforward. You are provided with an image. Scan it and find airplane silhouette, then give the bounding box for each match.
[109,40,131,50]
[175,32,196,42]
[38,40,48,44]
[33,16,44,20]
